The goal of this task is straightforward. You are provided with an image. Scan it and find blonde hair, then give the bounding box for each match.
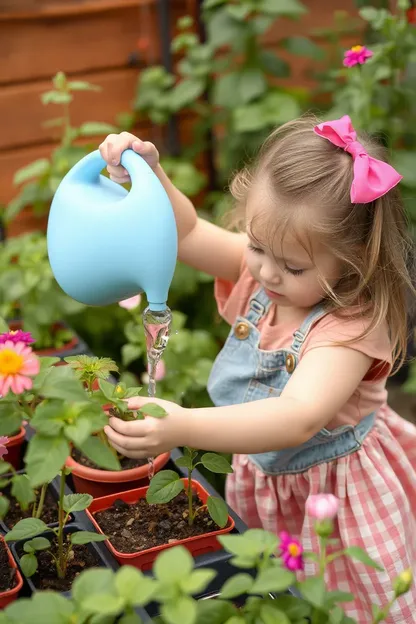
[228,114,415,370]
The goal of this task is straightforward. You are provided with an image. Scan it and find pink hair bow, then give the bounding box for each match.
[313,115,402,204]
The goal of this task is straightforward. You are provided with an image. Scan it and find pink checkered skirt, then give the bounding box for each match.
[226,407,416,622]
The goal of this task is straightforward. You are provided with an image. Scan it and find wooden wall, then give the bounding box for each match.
[0,0,359,235]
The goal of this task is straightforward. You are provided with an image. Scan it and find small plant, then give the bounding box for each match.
[146,447,233,529]
[4,71,118,225]
[1,498,413,623]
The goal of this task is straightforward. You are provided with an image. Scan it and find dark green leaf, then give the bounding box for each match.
[5,518,48,541]
[30,401,66,437]
[196,599,235,624]
[260,605,291,624]
[238,69,267,104]
[0,404,23,437]
[282,36,324,60]
[0,495,10,519]
[146,470,184,504]
[260,50,290,77]
[298,576,326,608]
[343,546,384,571]
[25,434,70,487]
[63,493,93,513]
[78,436,121,471]
[11,474,36,511]
[170,79,206,111]
[138,403,168,418]
[250,567,295,594]
[20,553,38,577]
[207,496,229,528]
[34,365,87,402]
[213,73,241,108]
[259,0,307,17]
[201,453,233,474]
[71,530,107,545]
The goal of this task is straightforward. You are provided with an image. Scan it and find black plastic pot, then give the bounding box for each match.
[10,523,118,597]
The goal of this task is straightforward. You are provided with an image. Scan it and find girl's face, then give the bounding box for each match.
[245,180,342,310]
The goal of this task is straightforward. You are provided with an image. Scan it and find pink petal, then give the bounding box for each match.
[119,294,142,310]
[21,357,40,376]
[0,376,12,395]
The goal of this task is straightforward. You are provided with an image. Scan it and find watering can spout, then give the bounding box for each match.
[47,149,178,311]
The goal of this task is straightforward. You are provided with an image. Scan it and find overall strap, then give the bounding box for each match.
[291,305,327,354]
[246,288,272,326]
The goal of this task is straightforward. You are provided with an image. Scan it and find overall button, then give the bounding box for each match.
[234,322,250,340]
[285,353,296,373]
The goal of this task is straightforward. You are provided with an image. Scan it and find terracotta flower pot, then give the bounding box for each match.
[86,479,235,571]
[0,536,23,608]
[3,427,26,470]
[65,451,171,498]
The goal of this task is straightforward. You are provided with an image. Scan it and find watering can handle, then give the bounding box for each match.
[67,148,154,191]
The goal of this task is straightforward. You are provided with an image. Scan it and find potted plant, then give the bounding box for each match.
[86,446,235,571]
[0,496,413,622]
[0,536,23,609]
[63,354,170,498]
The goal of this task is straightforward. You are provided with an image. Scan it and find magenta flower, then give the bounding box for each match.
[306,494,339,520]
[279,531,304,571]
[0,436,9,459]
[119,294,142,310]
[0,330,35,346]
[343,45,373,67]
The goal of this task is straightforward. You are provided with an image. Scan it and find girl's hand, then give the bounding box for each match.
[104,396,189,459]
[99,131,160,185]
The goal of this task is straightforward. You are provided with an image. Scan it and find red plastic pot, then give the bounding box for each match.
[86,478,235,571]
[0,536,23,608]
[65,452,170,498]
[3,427,26,470]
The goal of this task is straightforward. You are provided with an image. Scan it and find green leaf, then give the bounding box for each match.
[41,90,73,105]
[78,436,121,471]
[207,496,229,528]
[72,567,114,604]
[260,605,291,624]
[121,344,142,367]
[343,546,384,571]
[63,493,93,513]
[197,599,236,624]
[250,567,295,594]
[179,568,217,594]
[170,79,205,111]
[201,453,233,474]
[5,517,48,541]
[224,618,245,624]
[139,403,168,418]
[5,591,74,623]
[23,536,50,552]
[221,573,253,599]
[175,455,193,470]
[161,596,197,624]
[0,462,12,476]
[282,36,324,60]
[213,73,241,108]
[115,566,157,606]
[298,576,326,608]
[78,122,118,136]
[260,50,290,77]
[81,595,125,616]
[154,545,194,582]
[30,401,66,437]
[20,553,38,577]
[146,470,184,504]
[71,530,107,545]
[260,0,307,17]
[238,69,267,104]
[34,365,87,402]
[271,594,311,619]
[25,434,70,487]
[68,80,101,91]
[0,495,10,520]
[0,404,23,437]
[325,590,355,607]
[13,159,50,185]
[11,474,36,511]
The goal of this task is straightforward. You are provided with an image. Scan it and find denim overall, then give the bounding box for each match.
[207,287,375,476]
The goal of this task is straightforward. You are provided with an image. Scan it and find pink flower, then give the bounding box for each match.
[306,494,339,520]
[0,436,9,459]
[0,330,35,346]
[279,532,304,571]
[119,294,142,310]
[343,45,373,67]
[0,341,40,396]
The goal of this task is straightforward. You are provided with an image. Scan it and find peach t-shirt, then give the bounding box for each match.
[215,262,392,428]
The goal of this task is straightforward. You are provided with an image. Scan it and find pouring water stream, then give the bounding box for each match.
[142,306,172,479]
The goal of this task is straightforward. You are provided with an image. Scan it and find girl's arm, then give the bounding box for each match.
[105,346,373,457]
[99,133,246,282]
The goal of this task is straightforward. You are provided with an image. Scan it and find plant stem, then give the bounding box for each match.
[57,470,66,579]
[319,536,327,578]
[187,468,194,526]
[34,483,47,520]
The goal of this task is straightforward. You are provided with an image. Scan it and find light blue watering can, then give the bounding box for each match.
[47,149,178,312]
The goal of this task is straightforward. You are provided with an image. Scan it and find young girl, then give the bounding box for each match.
[100,115,416,621]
